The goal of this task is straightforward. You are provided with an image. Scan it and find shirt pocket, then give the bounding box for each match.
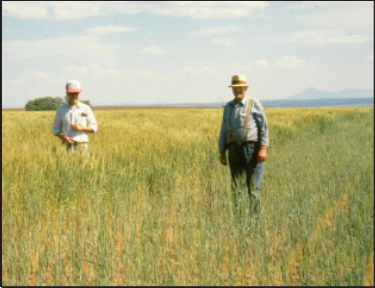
[239,112,247,128]
[76,114,87,126]
[246,114,255,128]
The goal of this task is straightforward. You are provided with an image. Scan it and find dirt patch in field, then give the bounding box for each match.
[363,252,374,286]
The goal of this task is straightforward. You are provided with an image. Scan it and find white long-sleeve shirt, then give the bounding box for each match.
[53,102,98,143]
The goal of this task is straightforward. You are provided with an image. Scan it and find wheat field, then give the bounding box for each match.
[2,107,374,286]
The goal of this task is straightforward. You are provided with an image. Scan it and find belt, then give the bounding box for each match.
[229,141,258,148]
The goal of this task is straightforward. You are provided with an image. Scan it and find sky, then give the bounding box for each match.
[2,1,374,107]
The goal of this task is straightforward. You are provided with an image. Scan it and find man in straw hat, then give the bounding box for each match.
[219,75,269,216]
[53,80,98,155]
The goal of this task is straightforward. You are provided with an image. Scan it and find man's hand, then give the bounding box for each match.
[257,146,267,162]
[71,123,83,131]
[71,123,94,133]
[220,153,227,166]
[64,136,75,145]
[57,133,74,145]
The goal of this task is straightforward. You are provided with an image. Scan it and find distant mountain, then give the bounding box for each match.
[90,97,373,109]
[261,98,373,108]
[288,87,374,100]
[146,98,374,108]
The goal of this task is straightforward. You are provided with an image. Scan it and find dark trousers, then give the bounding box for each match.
[228,143,264,215]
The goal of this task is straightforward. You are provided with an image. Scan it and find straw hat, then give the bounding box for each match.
[228,75,250,87]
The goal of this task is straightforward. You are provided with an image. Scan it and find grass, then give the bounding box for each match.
[2,107,374,286]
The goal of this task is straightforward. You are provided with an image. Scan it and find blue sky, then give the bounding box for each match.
[2,1,374,107]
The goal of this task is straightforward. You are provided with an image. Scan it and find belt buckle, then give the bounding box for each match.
[248,142,256,148]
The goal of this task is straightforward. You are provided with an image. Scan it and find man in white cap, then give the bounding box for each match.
[218,75,269,216]
[53,80,98,155]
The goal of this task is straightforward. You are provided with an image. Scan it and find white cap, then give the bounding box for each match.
[66,80,82,93]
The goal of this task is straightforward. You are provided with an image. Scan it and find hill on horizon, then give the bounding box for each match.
[288,87,374,100]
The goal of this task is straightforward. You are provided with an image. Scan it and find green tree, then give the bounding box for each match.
[80,100,91,106]
[25,97,64,111]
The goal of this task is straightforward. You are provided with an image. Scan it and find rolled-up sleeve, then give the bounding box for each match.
[53,109,62,136]
[253,100,269,147]
[218,106,228,154]
[86,107,98,133]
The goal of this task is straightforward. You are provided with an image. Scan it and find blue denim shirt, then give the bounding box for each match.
[218,96,269,154]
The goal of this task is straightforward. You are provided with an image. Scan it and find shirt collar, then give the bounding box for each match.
[66,101,82,108]
[231,95,249,106]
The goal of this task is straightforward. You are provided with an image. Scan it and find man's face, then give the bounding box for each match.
[232,86,247,101]
[67,92,80,105]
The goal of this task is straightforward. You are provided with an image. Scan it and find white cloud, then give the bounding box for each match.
[2,36,119,59]
[85,25,136,35]
[245,57,307,70]
[62,65,170,85]
[255,59,270,69]
[2,2,48,19]
[190,25,240,37]
[243,65,254,71]
[8,70,55,86]
[212,38,234,46]
[141,46,165,55]
[291,30,373,44]
[276,56,306,68]
[130,71,170,81]
[295,1,374,31]
[147,1,269,19]
[2,1,269,20]
[3,70,63,107]
[96,1,153,15]
[182,65,218,75]
[3,28,16,33]
[51,2,100,20]
[292,1,332,10]
[64,64,125,78]
[2,1,100,20]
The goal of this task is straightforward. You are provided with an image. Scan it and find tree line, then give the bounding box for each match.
[25,97,91,111]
